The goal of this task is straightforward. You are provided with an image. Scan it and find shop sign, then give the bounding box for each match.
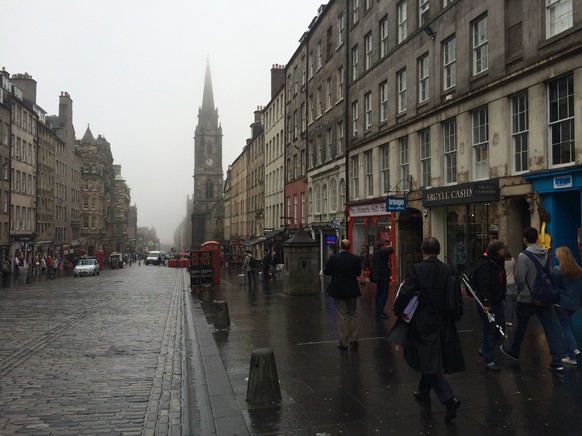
[422,180,499,207]
[386,197,407,212]
[349,203,392,217]
[554,175,573,189]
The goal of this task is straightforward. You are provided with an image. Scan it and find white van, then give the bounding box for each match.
[145,250,166,265]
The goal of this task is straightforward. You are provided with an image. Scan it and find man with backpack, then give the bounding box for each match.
[500,227,565,371]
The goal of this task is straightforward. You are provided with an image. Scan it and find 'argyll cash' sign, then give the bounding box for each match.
[422,180,499,207]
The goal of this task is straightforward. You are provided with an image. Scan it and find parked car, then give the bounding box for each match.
[73,258,100,277]
[145,250,166,266]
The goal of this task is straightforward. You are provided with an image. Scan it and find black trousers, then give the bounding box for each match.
[418,372,454,404]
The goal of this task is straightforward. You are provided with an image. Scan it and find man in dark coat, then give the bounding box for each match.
[474,240,507,371]
[394,237,463,423]
[371,241,395,319]
[324,239,362,350]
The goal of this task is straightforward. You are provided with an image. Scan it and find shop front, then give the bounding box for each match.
[347,201,396,280]
[525,167,582,262]
[423,180,500,272]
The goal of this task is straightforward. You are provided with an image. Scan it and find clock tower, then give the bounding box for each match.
[191,63,224,248]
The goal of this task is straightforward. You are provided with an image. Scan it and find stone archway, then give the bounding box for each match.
[397,208,423,282]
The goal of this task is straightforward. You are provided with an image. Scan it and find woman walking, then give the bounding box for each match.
[554,246,582,366]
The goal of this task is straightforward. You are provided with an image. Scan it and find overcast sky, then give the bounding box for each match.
[1,0,325,244]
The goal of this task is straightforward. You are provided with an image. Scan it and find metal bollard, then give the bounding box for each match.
[246,348,281,404]
[214,300,230,329]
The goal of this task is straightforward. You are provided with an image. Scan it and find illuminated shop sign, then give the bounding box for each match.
[422,180,499,207]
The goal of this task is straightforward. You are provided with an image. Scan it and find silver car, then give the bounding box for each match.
[73,258,100,277]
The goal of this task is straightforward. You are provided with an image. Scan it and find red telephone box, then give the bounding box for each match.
[96,250,105,271]
[200,241,221,285]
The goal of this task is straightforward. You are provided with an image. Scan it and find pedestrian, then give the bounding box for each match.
[14,255,20,278]
[1,257,11,287]
[243,250,256,285]
[270,251,277,277]
[262,252,271,281]
[393,237,463,423]
[553,246,582,366]
[359,244,369,284]
[47,256,54,279]
[474,240,507,371]
[500,227,565,371]
[323,239,362,350]
[370,241,394,319]
[504,250,517,327]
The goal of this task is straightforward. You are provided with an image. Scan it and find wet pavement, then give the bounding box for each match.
[1,265,582,435]
[192,268,582,435]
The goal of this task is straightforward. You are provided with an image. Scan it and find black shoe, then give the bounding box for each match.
[445,397,461,422]
[337,344,348,350]
[500,345,519,361]
[413,391,431,406]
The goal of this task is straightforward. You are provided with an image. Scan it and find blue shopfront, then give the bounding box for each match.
[524,167,582,262]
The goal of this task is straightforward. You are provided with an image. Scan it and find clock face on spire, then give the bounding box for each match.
[206,158,214,167]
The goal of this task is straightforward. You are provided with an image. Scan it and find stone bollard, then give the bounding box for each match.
[246,348,281,404]
[214,300,230,329]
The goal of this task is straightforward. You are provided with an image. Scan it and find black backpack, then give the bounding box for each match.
[522,251,560,306]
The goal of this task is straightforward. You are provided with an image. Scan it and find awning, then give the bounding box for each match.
[260,229,284,242]
[247,238,263,246]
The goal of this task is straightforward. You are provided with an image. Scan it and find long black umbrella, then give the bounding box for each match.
[461,274,506,338]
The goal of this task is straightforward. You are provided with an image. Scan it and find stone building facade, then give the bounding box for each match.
[0,74,12,257]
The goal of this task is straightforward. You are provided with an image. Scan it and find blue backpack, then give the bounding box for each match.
[522,251,560,306]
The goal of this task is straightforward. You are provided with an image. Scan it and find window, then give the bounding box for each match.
[338,13,345,47]
[317,40,323,70]
[365,32,372,70]
[293,65,298,94]
[549,74,574,166]
[419,129,431,188]
[365,150,374,197]
[352,101,359,136]
[352,45,359,81]
[330,178,338,212]
[443,36,456,90]
[308,95,314,123]
[301,102,306,132]
[419,0,429,26]
[293,110,298,138]
[399,137,409,183]
[511,92,529,173]
[473,15,488,75]
[309,51,314,79]
[365,92,372,129]
[327,129,333,161]
[397,1,407,43]
[317,87,323,117]
[301,55,306,86]
[443,118,457,184]
[353,0,359,24]
[352,155,360,198]
[322,184,328,214]
[340,179,346,208]
[315,184,321,214]
[546,0,573,38]
[317,135,323,165]
[293,195,298,225]
[337,121,344,155]
[301,192,306,224]
[473,107,489,179]
[381,144,390,194]
[380,16,389,57]
[397,68,407,113]
[380,81,388,122]
[337,65,344,101]
[326,77,333,110]
[326,26,333,60]
[365,0,373,11]
[418,54,429,103]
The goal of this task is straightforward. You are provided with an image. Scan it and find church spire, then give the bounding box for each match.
[201,62,215,112]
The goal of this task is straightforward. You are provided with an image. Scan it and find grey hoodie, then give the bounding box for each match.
[514,243,549,304]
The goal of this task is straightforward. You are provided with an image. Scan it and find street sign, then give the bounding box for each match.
[386,197,407,212]
[330,217,341,229]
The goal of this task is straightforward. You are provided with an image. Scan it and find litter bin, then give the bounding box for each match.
[238,273,246,286]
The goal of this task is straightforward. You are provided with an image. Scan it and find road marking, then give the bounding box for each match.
[297,336,386,346]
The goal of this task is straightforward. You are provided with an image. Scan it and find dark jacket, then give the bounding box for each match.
[394,256,465,375]
[371,247,394,282]
[324,250,362,299]
[475,254,507,306]
[554,268,582,311]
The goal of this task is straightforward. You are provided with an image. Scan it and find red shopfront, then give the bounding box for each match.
[347,202,396,281]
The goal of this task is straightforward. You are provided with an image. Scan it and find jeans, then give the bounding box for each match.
[509,302,564,365]
[505,295,517,324]
[478,302,506,365]
[555,306,578,359]
[375,280,390,317]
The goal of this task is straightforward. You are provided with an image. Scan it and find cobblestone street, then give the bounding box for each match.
[0,266,193,435]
